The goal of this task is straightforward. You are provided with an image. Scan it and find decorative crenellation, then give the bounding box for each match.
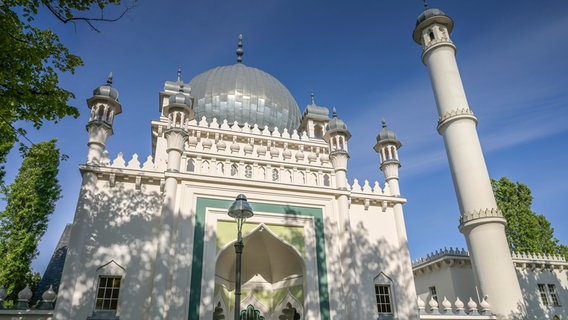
[511,251,566,262]
[437,108,477,130]
[511,251,568,272]
[349,179,388,196]
[459,208,504,225]
[412,247,469,267]
[152,117,331,166]
[418,295,494,318]
[0,284,57,311]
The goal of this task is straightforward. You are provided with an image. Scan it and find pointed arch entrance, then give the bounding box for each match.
[215,224,305,319]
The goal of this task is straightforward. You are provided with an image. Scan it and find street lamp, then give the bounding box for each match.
[228,194,254,320]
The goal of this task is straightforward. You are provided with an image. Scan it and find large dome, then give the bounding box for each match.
[188,63,301,132]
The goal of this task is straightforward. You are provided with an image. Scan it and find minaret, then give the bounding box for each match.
[323,109,358,319]
[374,120,402,196]
[86,73,122,164]
[55,74,122,318]
[374,120,419,319]
[413,8,524,318]
[149,74,194,319]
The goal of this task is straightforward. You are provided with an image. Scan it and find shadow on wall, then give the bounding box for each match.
[54,179,189,318]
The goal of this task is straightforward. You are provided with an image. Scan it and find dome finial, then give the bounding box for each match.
[310,91,315,105]
[107,72,113,86]
[423,0,429,9]
[177,66,182,82]
[236,34,244,63]
[332,107,337,118]
[382,118,387,128]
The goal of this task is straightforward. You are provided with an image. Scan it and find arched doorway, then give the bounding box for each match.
[214,224,305,319]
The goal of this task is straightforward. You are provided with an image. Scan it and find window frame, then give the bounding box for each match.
[538,283,562,307]
[88,260,125,320]
[95,276,122,312]
[373,272,395,319]
[429,286,438,302]
[375,284,393,314]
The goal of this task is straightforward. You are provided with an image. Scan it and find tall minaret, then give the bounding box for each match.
[374,120,419,319]
[86,73,122,164]
[323,109,358,319]
[413,8,523,318]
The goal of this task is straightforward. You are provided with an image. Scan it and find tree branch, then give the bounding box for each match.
[43,3,134,33]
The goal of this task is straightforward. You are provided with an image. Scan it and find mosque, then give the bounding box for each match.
[0,6,566,320]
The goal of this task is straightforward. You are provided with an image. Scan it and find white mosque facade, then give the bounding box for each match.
[0,7,566,320]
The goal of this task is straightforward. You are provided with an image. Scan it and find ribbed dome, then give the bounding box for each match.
[376,120,401,148]
[416,8,447,26]
[188,63,301,132]
[93,73,119,101]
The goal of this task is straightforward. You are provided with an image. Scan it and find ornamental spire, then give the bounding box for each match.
[107,72,113,86]
[236,34,244,63]
[177,66,181,82]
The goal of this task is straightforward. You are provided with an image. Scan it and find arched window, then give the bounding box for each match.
[323,174,330,187]
[245,165,252,178]
[186,159,195,172]
[231,164,238,176]
[272,169,279,181]
[314,125,324,139]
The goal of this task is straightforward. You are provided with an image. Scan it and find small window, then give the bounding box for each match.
[245,165,252,178]
[272,169,279,181]
[429,286,438,302]
[314,125,323,139]
[231,164,238,176]
[323,174,330,187]
[549,284,561,307]
[186,159,195,172]
[95,276,121,312]
[429,31,435,41]
[539,284,562,307]
[375,284,393,313]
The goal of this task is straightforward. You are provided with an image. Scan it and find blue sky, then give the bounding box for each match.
[5,1,567,274]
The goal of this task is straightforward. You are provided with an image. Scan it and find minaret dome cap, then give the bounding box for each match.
[376,120,401,148]
[93,72,119,101]
[326,108,348,132]
[168,92,193,108]
[413,8,454,44]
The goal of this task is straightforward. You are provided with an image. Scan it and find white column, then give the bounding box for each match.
[149,128,187,320]
[422,25,523,318]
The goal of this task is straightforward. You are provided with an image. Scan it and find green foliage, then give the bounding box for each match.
[0,0,132,304]
[0,0,131,179]
[0,140,62,303]
[492,177,567,259]
[0,121,17,187]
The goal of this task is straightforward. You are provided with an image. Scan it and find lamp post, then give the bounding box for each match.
[228,194,254,320]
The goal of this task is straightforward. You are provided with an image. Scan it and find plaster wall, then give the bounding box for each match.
[349,203,418,319]
[413,260,477,308]
[56,178,162,320]
[515,268,567,320]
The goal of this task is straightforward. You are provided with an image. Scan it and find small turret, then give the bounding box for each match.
[161,69,195,172]
[298,92,330,139]
[324,108,351,153]
[86,73,122,164]
[323,108,351,189]
[374,120,402,195]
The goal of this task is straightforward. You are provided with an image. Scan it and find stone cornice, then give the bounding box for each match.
[459,208,505,227]
[422,40,456,62]
[436,108,477,133]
